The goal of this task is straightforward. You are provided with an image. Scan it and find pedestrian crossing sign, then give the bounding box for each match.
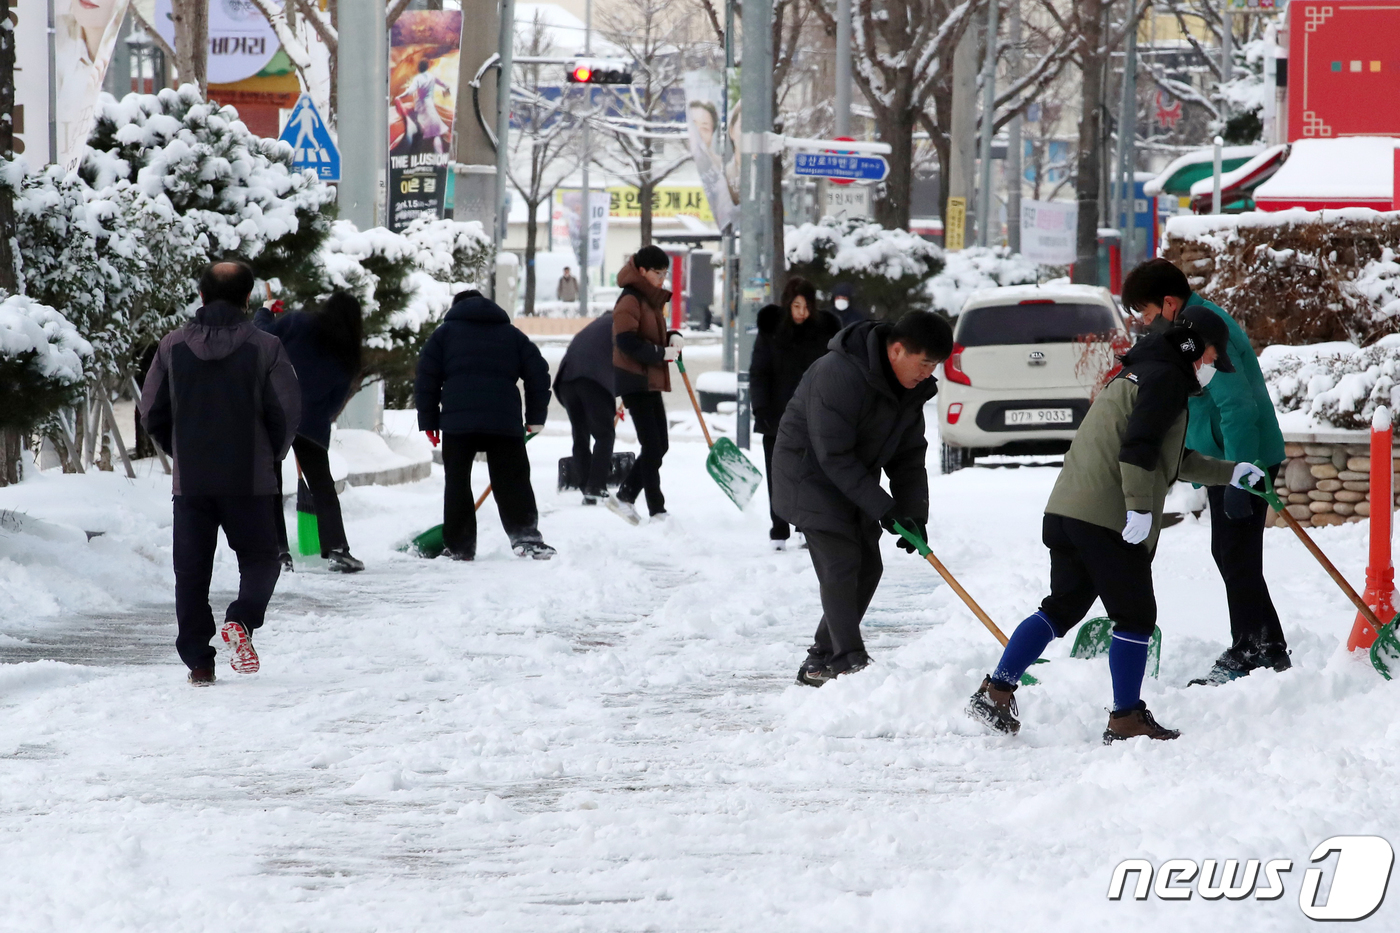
[279,94,340,182]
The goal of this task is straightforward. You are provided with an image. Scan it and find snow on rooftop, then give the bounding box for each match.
[1165,206,1400,240]
[961,282,1113,308]
[1143,144,1265,196]
[1188,144,1288,198]
[1253,137,1400,203]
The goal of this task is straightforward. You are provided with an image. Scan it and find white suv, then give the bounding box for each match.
[937,284,1129,473]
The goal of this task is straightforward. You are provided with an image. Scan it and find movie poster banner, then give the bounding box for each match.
[387,11,463,232]
[51,0,134,171]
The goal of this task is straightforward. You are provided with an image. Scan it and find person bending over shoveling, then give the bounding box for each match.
[967,310,1265,742]
[773,311,953,686]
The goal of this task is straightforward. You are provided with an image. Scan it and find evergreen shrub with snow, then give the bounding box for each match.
[1261,337,1400,430]
[926,246,1040,316]
[786,218,945,318]
[0,295,94,430]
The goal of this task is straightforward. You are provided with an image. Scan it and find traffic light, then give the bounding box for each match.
[566,58,633,85]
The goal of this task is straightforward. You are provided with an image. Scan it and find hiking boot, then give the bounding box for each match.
[187,667,216,686]
[1103,703,1180,743]
[607,497,641,525]
[796,657,835,687]
[220,620,260,674]
[278,550,294,573]
[967,676,1020,735]
[514,541,557,560]
[325,547,364,573]
[1189,645,1290,686]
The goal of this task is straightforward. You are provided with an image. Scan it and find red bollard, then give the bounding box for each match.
[1349,406,1396,650]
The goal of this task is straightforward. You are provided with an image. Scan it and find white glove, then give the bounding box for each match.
[664,346,681,362]
[1121,510,1153,545]
[1230,461,1266,490]
[668,333,686,349]
[526,424,544,435]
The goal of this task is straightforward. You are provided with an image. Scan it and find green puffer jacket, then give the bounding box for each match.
[1046,333,1236,551]
[1183,293,1286,468]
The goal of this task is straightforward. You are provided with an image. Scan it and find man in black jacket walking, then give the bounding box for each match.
[140,261,302,684]
[554,311,618,504]
[416,290,555,560]
[772,311,954,685]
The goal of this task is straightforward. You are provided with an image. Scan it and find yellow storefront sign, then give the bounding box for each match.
[607,186,715,223]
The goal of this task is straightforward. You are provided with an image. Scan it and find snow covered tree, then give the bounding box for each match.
[786,218,946,318]
[1151,0,1271,143]
[0,294,92,484]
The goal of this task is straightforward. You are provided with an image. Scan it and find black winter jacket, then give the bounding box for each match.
[415,295,551,435]
[139,301,301,496]
[553,311,616,397]
[253,307,357,448]
[750,303,842,434]
[771,321,937,533]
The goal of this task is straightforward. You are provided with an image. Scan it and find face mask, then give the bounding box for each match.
[834,298,849,310]
[1196,362,1217,388]
[1145,314,1171,335]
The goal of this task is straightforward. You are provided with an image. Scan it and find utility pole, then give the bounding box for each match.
[452,0,500,239]
[579,0,591,316]
[493,0,516,289]
[946,27,977,250]
[975,0,999,247]
[1006,0,1023,252]
[1,0,15,293]
[835,0,852,135]
[1120,20,1137,266]
[721,0,736,373]
[1221,8,1233,97]
[736,0,774,450]
[337,0,386,231]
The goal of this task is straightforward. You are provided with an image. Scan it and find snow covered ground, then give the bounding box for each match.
[2,417,1398,931]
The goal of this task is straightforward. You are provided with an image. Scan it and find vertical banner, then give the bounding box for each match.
[53,0,135,171]
[683,71,738,232]
[554,189,609,282]
[945,197,968,251]
[387,10,462,232]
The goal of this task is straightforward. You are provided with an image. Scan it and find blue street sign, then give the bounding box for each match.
[279,94,340,182]
[793,151,889,182]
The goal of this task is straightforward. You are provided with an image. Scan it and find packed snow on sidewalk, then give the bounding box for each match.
[1,418,1397,931]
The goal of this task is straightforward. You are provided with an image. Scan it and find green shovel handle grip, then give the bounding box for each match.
[892,520,933,557]
[675,353,686,375]
[1239,459,1285,513]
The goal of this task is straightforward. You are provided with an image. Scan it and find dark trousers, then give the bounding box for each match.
[1039,513,1157,638]
[173,495,281,670]
[1208,481,1287,658]
[441,432,542,558]
[804,522,884,665]
[618,391,668,515]
[274,437,349,557]
[762,432,791,541]
[558,378,616,495]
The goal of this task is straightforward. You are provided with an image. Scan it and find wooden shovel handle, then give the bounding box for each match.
[475,430,541,512]
[1278,505,1384,632]
[893,521,1008,645]
[675,356,714,448]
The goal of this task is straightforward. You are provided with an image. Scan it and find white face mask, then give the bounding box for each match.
[834,298,849,310]
[1196,362,1217,388]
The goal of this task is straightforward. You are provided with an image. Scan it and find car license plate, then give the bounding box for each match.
[1005,408,1073,426]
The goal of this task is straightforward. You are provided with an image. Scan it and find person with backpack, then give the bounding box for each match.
[750,276,841,549]
[255,292,366,573]
[554,310,619,504]
[139,261,301,684]
[607,246,682,525]
[415,290,555,560]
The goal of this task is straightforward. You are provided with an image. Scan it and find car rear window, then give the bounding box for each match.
[956,303,1120,346]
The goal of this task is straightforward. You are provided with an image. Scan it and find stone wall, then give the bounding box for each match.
[1272,440,1400,527]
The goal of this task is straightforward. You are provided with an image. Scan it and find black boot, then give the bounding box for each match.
[325,547,365,573]
[967,676,1020,735]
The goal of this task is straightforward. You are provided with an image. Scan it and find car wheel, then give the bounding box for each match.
[941,443,974,474]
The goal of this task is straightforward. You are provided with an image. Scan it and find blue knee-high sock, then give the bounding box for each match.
[1109,632,1152,712]
[991,611,1057,686]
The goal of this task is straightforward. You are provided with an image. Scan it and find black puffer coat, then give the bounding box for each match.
[415,295,551,435]
[253,307,356,448]
[750,303,842,435]
[553,311,616,397]
[771,321,937,533]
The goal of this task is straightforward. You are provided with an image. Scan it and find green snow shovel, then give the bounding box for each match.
[676,354,763,511]
[1238,460,1400,679]
[893,521,1046,686]
[295,462,320,557]
[399,431,540,558]
[1069,618,1162,679]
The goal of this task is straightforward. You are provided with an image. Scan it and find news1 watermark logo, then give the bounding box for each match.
[1109,836,1395,921]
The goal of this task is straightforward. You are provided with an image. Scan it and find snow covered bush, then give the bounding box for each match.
[0,294,93,431]
[926,246,1041,316]
[1261,337,1400,429]
[785,218,945,318]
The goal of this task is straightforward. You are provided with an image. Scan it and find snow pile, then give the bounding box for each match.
[0,295,93,384]
[786,217,945,317]
[925,246,1041,316]
[1260,336,1400,429]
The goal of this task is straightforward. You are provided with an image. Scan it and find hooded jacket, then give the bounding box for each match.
[553,311,616,397]
[415,293,551,436]
[771,321,937,533]
[612,258,673,395]
[750,302,842,435]
[253,306,357,448]
[139,301,301,497]
[1045,332,1235,550]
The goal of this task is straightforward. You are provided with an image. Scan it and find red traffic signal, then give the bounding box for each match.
[565,58,633,84]
[571,65,593,83]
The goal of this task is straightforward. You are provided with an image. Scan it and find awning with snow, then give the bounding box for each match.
[1142,145,1266,198]
[1253,137,1400,211]
[1187,144,1290,214]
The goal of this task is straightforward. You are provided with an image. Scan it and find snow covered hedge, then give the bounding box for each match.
[786,218,945,318]
[925,246,1040,316]
[0,295,93,431]
[1261,337,1400,430]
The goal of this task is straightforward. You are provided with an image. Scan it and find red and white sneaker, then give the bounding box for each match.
[220,620,260,674]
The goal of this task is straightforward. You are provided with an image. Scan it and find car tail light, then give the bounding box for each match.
[946,402,963,424]
[1018,299,1055,305]
[944,342,971,385]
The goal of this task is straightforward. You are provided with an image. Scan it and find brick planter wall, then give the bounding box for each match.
[1272,438,1400,528]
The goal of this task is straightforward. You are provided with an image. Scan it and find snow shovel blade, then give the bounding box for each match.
[1070,616,1162,678]
[1369,615,1400,681]
[398,524,446,559]
[296,510,321,557]
[707,437,762,510]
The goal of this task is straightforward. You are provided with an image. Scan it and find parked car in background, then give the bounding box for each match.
[937,284,1129,473]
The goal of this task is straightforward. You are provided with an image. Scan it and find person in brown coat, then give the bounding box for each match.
[608,245,681,524]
